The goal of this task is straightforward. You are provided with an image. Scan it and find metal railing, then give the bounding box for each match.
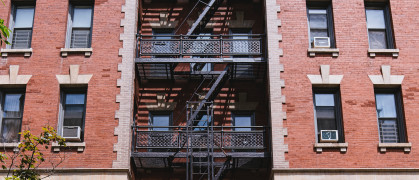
[137,34,264,58]
[134,126,267,150]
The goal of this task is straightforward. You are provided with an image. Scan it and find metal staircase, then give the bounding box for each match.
[187,0,225,35]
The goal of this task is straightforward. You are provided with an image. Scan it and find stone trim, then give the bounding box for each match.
[308,48,339,57]
[52,142,85,152]
[56,65,93,84]
[314,143,348,153]
[379,143,411,153]
[227,11,255,28]
[0,65,32,85]
[145,93,177,110]
[149,12,179,28]
[368,65,404,85]
[1,48,32,57]
[113,0,138,169]
[307,65,343,85]
[60,48,93,57]
[368,48,399,57]
[265,0,288,168]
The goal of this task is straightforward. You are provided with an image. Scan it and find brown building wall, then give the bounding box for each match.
[279,0,419,168]
[0,0,123,168]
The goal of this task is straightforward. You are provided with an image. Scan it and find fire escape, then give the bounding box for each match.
[133,0,268,179]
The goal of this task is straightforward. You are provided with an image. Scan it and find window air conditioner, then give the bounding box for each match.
[320,130,338,143]
[62,126,81,141]
[313,37,331,48]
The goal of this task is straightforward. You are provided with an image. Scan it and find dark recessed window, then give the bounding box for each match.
[1,91,25,143]
[10,5,35,49]
[149,112,172,131]
[365,2,394,49]
[375,88,406,143]
[59,88,87,142]
[307,1,335,48]
[313,88,344,143]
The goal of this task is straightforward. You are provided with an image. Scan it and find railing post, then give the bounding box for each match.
[137,34,141,58]
[180,35,183,58]
[220,35,223,58]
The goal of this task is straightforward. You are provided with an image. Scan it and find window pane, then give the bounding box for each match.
[379,119,398,143]
[72,7,92,28]
[14,7,34,28]
[70,29,90,48]
[310,29,328,42]
[309,9,327,14]
[316,107,335,119]
[376,94,397,118]
[194,115,211,131]
[368,30,387,49]
[1,118,20,143]
[366,9,386,29]
[315,94,334,106]
[63,117,83,127]
[309,14,327,29]
[234,115,252,131]
[64,105,84,120]
[191,63,212,71]
[317,118,337,131]
[65,94,85,105]
[3,94,22,118]
[152,114,170,131]
[12,29,32,49]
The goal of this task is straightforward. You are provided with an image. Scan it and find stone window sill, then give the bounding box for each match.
[378,143,411,152]
[52,142,85,152]
[308,48,339,57]
[368,49,399,57]
[1,48,33,57]
[315,143,348,153]
[60,48,93,57]
[0,143,20,152]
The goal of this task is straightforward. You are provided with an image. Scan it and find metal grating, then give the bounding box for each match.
[379,120,398,143]
[70,29,90,48]
[12,29,32,49]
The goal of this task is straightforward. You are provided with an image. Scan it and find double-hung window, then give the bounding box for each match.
[306,1,335,48]
[149,112,172,131]
[0,92,25,143]
[232,112,254,132]
[66,4,93,48]
[9,5,35,49]
[59,89,87,142]
[375,88,406,143]
[313,88,344,143]
[365,3,394,49]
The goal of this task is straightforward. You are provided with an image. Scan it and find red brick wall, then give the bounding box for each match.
[0,0,123,168]
[280,0,419,168]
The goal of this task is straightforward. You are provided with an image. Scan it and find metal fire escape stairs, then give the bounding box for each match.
[182,66,230,180]
[186,0,225,36]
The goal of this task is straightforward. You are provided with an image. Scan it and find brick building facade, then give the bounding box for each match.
[1,0,419,179]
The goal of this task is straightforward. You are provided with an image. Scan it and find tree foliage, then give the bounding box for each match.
[0,0,11,46]
[0,126,66,180]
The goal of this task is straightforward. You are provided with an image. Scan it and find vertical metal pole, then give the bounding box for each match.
[186,102,189,180]
[180,35,183,58]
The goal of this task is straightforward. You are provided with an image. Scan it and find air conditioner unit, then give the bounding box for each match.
[62,126,81,141]
[313,37,331,48]
[320,130,338,143]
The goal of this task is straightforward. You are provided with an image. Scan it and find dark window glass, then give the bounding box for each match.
[11,6,35,49]
[232,112,254,131]
[307,2,335,48]
[150,112,171,131]
[375,88,406,143]
[62,90,87,140]
[1,93,25,143]
[70,6,93,48]
[365,3,394,49]
[313,88,344,143]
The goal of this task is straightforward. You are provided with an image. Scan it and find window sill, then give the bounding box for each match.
[0,143,20,152]
[60,48,93,57]
[314,143,348,153]
[1,48,33,57]
[378,143,411,152]
[308,48,339,57]
[52,142,85,152]
[368,49,399,57]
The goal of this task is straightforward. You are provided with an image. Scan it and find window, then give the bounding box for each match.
[149,112,172,131]
[0,92,25,143]
[59,89,87,141]
[232,112,254,131]
[313,88,344,143]
[194,114,211,131]
[365,2,394,49]
[306,1,335,48]
[375,88,406,143]
[9,5,35,49]
[66,3,93,48]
